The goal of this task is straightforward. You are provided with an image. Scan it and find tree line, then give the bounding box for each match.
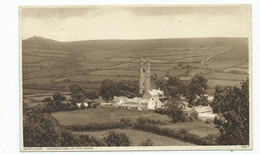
[69,80,139,103]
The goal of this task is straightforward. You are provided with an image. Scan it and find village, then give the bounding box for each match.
[76,57,218,122]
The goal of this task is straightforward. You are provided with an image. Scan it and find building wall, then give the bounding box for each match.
[139,57,151,94]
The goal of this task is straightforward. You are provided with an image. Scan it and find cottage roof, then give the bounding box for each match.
[204,94,214,100]
[125,97,150,104]
[149,89,164,96]
[113,96,126,101]
[192,105,213,113]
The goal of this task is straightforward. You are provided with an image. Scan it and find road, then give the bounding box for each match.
[201,46,233,66]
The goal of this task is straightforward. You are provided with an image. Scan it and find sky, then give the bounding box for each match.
[20,5,251,42]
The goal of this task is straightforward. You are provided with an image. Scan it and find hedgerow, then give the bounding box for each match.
[134,122,217,145]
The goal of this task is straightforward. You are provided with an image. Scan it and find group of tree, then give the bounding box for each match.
[42,92,79,113]
[23,105,104,147]
[99,80,139,103]
[69,84,99,104]
[213,79,249,145]
[156,98,198,123]
[68,79,139,104]
[154,74,250,145]
[154,74,209,106]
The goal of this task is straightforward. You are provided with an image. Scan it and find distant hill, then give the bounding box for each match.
[23,36,247,53]
[22,36,249,93]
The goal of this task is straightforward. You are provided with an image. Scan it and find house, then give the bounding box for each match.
[187,105,218,121]
[100,103,112,107]
[112,96,157,110]
[77,102,89,108]
[143,89,166,108]
[204,94,214,102]
[112,88,165,110]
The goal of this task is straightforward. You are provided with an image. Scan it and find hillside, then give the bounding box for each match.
[22,36,249,95]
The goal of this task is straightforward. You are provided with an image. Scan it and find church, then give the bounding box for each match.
[113,57,166,110]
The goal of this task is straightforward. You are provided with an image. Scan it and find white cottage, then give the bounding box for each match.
[112,89,165,110]
[187,105,218,121]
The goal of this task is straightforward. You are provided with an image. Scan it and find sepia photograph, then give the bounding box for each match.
[20,5,252,151]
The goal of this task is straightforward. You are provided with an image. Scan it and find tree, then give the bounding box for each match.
[213,79,249,145]
[154,78,166,89]
[165,99,187,123]
[23,107,65,147]
[193,95,209,106]
[155,75,208,104]
[87,90,99,101]
[184,75,208,104]
[155,76,186,99]
[103,131,130,146]
[52,92,66,101]
[115,80,138,98]
[69,83,85,95]
[71,92,85,104]
[100,80,117,103]
[139,138,154,146]
[69,84,86,104]
[23,106,104,147]
[43,97,52,102]
[211,85,233,113]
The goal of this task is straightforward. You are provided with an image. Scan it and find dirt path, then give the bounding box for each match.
[201,46,233,66]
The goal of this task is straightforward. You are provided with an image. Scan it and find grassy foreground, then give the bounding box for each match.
[76,129,195,146]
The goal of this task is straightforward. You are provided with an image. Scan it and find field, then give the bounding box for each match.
[160,121,219,137]
[52,107,220,145]
[22,37,249,94]
[52,108,171,125]
[76,129,195,146]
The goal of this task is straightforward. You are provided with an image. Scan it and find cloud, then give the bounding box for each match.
[21,6,251,41]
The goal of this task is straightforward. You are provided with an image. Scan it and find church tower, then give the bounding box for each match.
[139,57,151,94]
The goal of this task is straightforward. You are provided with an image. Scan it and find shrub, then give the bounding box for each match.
[137,117,148,125]
[201,134,218,145]
[120,117,133,127]
[187,112,199,122]
[88,101,100,108]
[66,121,130,132]
[43,97,52,102]
[54,100,62,106]
[139,138,154,146]
[120,117,131,124]
[53,91,66,101]
[40,101,79,113]
[184,133,200,143]
[103,131,130,146]
[146,118,160,125]
[177,129,189,140]
[166,99,187,123]
[154,108,170,115]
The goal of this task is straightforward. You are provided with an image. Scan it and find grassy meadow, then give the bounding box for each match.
[160,121,219,138]
[52,108,171,126]
[76,129,195,146]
